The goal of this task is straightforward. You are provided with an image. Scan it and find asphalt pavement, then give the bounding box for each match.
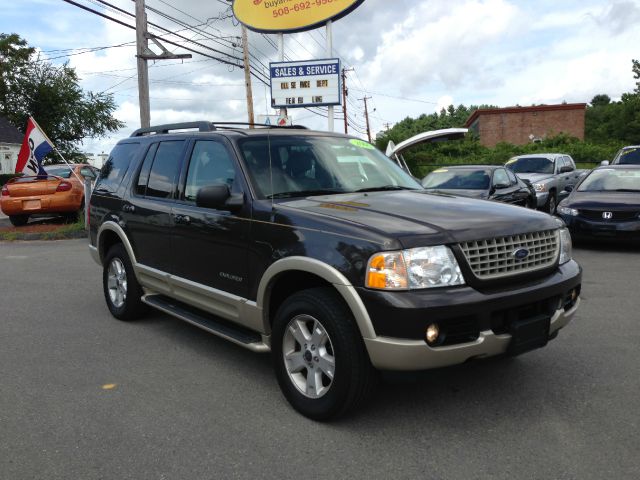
[0,239,638,480]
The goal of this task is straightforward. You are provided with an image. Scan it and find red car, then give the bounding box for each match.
[1,163,99,226]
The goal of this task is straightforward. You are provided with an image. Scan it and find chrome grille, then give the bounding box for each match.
[459,230,559,280]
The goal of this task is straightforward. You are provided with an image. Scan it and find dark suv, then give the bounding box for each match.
[89,122,582,420]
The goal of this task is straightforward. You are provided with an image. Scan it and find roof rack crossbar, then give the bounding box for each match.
[130,121,216,137]
[130,121,308,137]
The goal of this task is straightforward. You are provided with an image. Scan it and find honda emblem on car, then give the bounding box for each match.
[602,211,613,220]
[512,248,530,261]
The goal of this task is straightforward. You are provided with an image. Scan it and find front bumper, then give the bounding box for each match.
[359,260,582,371]
[561,215,640,241]
[364,299,579,370]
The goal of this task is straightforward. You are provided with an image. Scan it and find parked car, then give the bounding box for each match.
[505,153,586,214]
[421,165,536,208]
[557,165,640,241]
[601,145,640,166]
[89,122,581,420]
[1,163,98,226]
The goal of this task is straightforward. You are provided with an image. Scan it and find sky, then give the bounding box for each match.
[1,0,640,154]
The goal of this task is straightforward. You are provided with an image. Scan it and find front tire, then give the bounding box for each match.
[9,215,29,227]
[545,192,557,214]
[272,287,377,420]
[103,243,147,321]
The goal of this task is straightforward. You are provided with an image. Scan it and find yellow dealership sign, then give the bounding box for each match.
[233,0,364,33]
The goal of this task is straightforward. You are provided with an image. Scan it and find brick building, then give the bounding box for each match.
[464,103,587,147]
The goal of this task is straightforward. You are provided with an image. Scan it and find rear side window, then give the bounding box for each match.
[135,143,159,196]
[146,141,185,199]
[96,143,139,193]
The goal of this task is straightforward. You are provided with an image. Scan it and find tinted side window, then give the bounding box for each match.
[96,143,139,193]
[146,141,184,199]
[135,143,158,196]
[184,141,237,202]
[493,169,510,186]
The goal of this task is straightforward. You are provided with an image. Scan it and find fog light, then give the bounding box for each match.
[426,323,440,345]
[570,289,578,301]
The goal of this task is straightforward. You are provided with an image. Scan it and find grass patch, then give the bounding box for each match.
[0,216,86,242]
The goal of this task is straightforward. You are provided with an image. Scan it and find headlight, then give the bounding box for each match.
[558,228,572,265]
[366,246,464,290]
[533,183,546,192]
[557,206,578,216]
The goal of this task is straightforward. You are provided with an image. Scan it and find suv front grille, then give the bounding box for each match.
[459,230,559,280]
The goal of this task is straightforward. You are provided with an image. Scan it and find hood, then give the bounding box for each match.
[423,188,488,199]
[514,173,553,184]
[564,191,640,210]
[277,190,560,248]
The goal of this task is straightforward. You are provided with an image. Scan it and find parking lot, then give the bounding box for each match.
[0,238,638,480]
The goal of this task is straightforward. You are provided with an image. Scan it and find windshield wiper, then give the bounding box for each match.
[355,185,418,193]
[267,189,345,199]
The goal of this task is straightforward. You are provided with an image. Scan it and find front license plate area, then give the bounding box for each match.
[507,314,550,356]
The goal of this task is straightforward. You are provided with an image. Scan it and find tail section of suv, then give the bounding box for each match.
[89,122,582,420]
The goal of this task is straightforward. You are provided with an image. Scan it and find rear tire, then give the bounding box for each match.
[9,215,29,227]
[272,287,377,421]
[103,243,147,321]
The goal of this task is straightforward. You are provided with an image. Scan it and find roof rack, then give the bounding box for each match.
[130,121,308,137]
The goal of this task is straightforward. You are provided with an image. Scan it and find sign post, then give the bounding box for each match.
[232,0,364,131]
[326,20,334,132]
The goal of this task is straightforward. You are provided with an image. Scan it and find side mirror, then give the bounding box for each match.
[494,183,510,190]
[521,178,532,186]
[564,185,574,193]
[600,160,610,166]
[196,184,232,210]
[559,165,574,173]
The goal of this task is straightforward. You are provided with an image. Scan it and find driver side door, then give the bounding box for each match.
[170,138,251,298]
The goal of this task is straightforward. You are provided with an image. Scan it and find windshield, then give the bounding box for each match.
[577,168,640,192]
[238,136,422,199]
[422,168,490,190]
[506,157,554,174]
[613,147,640,165]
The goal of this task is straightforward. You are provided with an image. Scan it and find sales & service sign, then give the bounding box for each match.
[270,59,341,108]
[233,0,365,33]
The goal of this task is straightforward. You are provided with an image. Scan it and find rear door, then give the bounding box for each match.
[124,140,186,272]
[170,138,251,297]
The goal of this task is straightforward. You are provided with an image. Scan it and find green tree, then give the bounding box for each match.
[0,33,124,159]
[633,59,640,93]
[590,94,611,107]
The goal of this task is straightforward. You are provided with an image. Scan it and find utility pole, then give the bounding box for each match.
[135,0,150,128]
[360,96,372,143]
[341,67,353,134]
[135,0,190,128]
[241,25,255,126]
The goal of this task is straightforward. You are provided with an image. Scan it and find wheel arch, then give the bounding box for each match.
[257,257,376,340]
[97,221,137,266]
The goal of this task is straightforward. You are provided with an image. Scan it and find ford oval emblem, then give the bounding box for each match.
[513,248,530,261]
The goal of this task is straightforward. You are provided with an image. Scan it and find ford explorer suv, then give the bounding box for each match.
[88,122,582,420]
